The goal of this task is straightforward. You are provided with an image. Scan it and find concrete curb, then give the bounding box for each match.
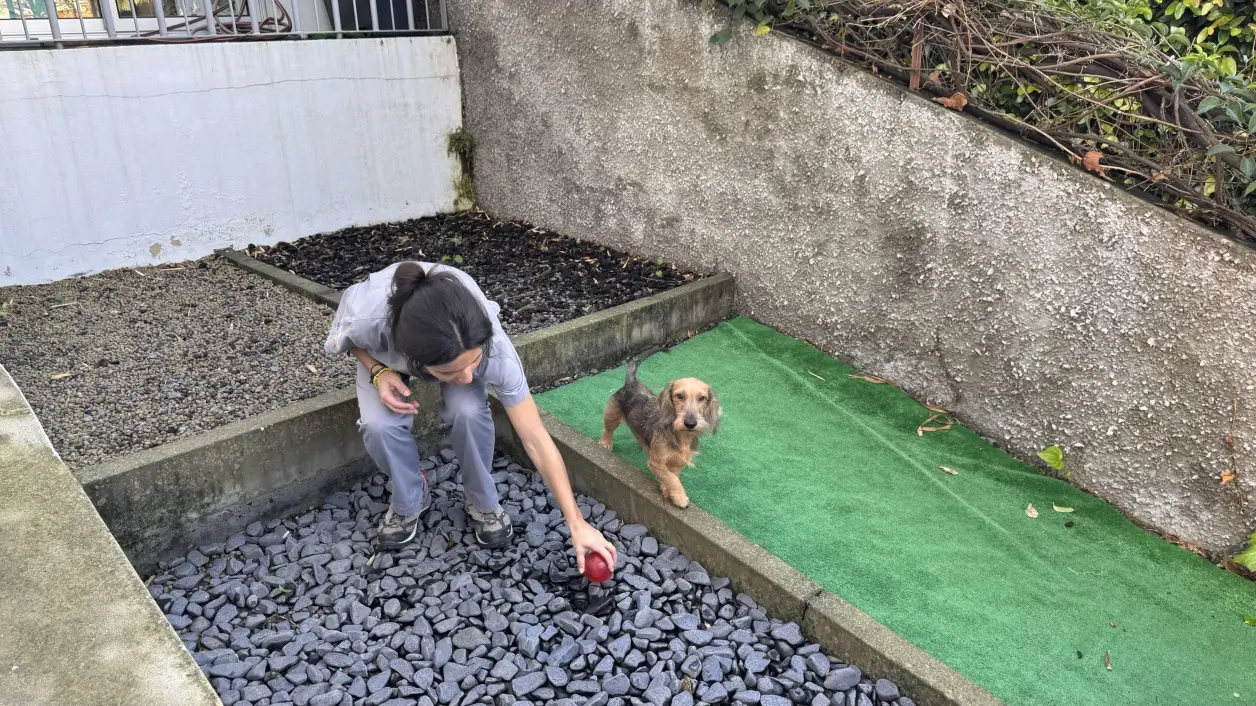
[76,272,736,572]
[217,248,342,307]
[491,406,1005,706]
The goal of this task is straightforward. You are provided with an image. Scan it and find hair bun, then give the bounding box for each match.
[388,262,428,331]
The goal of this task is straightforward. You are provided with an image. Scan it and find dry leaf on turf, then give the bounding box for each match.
[1026,503,1039,518]
[1105,651,1112,670]
[935,92,968,110]
[1221,470,1237,485]
[925,403,950,414]
[49,372,73,381]
[1053,504,1075,513]
[848,374,887,384]
[917,414,953,436]
[807,371,826,381]
[940,466,958,475]
[304,364,318,374]
[1083,151,1108,176]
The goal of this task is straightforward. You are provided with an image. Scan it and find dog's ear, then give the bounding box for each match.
[703,386,721,435]
[658,382,676,416]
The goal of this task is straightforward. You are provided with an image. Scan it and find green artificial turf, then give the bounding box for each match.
[536,316,1256,706]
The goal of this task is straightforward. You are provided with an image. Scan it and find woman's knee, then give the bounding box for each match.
[358,414,410,443]
[441,392,490,426]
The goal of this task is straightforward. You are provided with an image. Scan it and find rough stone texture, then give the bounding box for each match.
[155,449,915,706]
[0,365,219,706]
[449,0,1256,554]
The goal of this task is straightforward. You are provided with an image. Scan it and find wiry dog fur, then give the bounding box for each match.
[598,348,721,508]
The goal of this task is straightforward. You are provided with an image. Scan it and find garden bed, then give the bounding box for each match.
[152,448,916,706]
[0,258,355,470]
[245,210,704,335]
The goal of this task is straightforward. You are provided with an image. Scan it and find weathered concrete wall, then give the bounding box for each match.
[0,365,219,706]
[449,0,1256,554]
[0,37,461,286]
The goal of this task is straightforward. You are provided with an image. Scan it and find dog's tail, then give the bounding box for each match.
[625,346,669,386]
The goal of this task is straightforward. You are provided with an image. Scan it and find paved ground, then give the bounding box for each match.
[149,449,914,706]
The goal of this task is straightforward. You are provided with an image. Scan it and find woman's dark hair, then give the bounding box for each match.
[388,262,494,371]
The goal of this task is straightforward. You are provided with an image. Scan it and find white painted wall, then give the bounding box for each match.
[0,36,462,285]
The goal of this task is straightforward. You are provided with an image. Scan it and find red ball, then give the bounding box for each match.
[582,552,613,583]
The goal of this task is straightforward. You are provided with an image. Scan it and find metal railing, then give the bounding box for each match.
[0,0,444,46]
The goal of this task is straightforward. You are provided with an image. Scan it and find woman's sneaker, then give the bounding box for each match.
[468,506,513,548]
[377,481,431,549]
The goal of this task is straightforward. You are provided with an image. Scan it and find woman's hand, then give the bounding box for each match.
[569,518,617,575]
[377,370,419,415]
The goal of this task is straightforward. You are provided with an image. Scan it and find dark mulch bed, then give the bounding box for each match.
[245,211,705,335]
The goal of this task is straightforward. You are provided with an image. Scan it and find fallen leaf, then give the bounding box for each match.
[927,71,942,85]
[1053,504,1075,513]
[940,466,958,475]
[1083,150,1108,176]
[49,372,73,381]
[917,414,953,436]
[1105,650,1111,670]
[1233,531,1256,571]
[1221,470,1236,485]
[807,371,826,381]
[1026,503,1039,518]
[1037,445,1065,471]
[847,374,887,384]
[934,92,967,110]
[304,364,318,374]
[754,22,771,36]
[1226,434,1235,450]
[925,403,950,414]
[1245,615,1256,626]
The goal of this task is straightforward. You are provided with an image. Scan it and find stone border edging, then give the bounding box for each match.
[76,270,736,573]
[490,405,1006,706]
[218,248,342,307]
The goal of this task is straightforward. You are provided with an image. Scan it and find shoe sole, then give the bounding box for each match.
[475,527,514,549]
[377,523,420,550]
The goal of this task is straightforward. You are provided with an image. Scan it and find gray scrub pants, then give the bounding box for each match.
[355,363,500,517]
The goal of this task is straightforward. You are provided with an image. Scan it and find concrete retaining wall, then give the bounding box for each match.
[0,37,461,286]
[449,0,1256,555]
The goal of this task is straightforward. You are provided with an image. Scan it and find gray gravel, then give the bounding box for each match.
[0,257,354,469]
[149,451,914,706]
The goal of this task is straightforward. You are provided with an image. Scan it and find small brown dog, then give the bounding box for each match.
[598,348,720,508]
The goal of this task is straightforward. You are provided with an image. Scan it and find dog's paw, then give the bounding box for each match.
[669,491,690,509]
[597,437,614,451]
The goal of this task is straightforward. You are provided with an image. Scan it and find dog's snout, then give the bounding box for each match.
[684,415,698,430]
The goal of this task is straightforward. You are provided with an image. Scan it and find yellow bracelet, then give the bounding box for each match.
[371,366,395,388]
